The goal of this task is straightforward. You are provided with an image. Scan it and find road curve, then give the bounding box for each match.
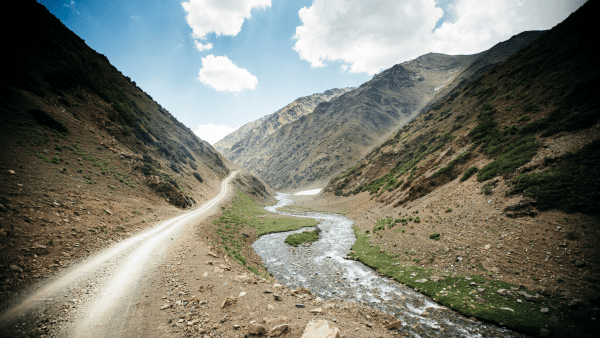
[0,171,238,336]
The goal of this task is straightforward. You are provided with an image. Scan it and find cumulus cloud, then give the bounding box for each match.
[294,0,586,75]
[194,41,213,52]
[181,0,271,39]
[194,123,239,145]
[198,55,258,92]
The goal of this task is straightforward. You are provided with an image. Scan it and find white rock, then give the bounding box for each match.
[301,320,341,338]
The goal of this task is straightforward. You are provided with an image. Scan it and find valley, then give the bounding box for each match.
[1,1,598,338]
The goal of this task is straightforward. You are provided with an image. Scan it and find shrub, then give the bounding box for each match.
[460,166,478,182]
[429,233,441,240]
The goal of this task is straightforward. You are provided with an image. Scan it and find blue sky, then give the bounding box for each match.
[39,0,585,144]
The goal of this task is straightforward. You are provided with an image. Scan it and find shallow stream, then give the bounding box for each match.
[253,193,522,337]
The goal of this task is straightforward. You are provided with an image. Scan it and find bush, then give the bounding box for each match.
[460,166,478,182]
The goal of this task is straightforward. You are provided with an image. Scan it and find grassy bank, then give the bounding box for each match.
[349,227,593,337]
[285,229,320,247]
[211,190,319,276]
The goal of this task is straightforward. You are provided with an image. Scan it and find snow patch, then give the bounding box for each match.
[294,188,322,196]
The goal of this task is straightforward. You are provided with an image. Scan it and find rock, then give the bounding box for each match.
[239,291,246,297]
[538,287,552,297]
[221,297,237,308]
[497,289,508,296]
[477,288,486,294]
[429,276,441,282]
[539,328,552,337]
[208,251,219,258]
[160,304,172,310]
[264,289,273,294]
[475,297,487,303]
[8,170,15,175]
[242,233,250,237]
[292,287,312,296]
[568,299,584,309]
[574,260,585,267]
[248,323,267,335]
[384,320,402,330]
[301,320,341,338]
[524,293,541,303]
[415,278,427,283]
[540,308,549,314]
[268,324,289,336]
[484,244,491,250]
[104,209,113,215]
[500,307,514,312]
[314,297,323,303]
[9,265,23,272]
[267,304,275,310]
[273,294,282,301]
[235,273,255,284]
[310,308,323,314]
[379,249,385,253]
[296,304,305,308]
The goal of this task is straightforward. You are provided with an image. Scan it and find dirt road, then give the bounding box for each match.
[0,171,238,337]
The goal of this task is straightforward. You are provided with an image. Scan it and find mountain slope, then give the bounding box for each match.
[220,33,542,191]
[0,1,269,296]
[317,1,599,336]
[215,88,352,160]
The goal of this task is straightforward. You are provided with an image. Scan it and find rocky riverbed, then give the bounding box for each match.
[253,193,523,337]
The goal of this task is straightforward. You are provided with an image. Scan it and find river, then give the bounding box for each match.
[253,193,522,337]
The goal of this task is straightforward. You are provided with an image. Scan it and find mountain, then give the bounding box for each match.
[215,87,352,160]
[216,32,542,191]
[316,1,598,336]
[0,1,268,295]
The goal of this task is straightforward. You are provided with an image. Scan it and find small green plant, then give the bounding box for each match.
[517,115,531,122]
[482,185,492,195]
[429,233,441,240]
[445,207,452,213]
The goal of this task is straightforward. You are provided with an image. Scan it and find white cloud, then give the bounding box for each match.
[294,0,586,75]
[194,41,213,52]
[181,0,271,39]
[194,123,239,145]
[198,55,258,92]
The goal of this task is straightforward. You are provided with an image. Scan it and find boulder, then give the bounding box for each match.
[221,297,237,308]
[291,287,312,296]
[248,323,267,335]
[384,320,402,330]
[268,324,289,337]
[300,320,341,338]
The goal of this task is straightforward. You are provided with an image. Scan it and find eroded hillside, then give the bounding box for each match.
[215,87,353,160]
[314,2,599,336]
[221,32,543,191]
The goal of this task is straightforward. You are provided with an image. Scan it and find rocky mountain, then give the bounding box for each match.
[218,31,542,191]
[0,1,268,294]
[215,87,352,160]
[319,1,598,336]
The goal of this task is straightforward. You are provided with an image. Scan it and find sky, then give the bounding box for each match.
[39,0,586,144]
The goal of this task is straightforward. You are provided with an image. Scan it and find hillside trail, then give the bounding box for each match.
[0,171,239,337]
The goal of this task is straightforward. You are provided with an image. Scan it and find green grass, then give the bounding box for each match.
[284,229,320,247]
[212,190,319,277]
[349,227,593,337]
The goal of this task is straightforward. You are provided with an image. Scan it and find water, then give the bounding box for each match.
[253,193,522,337]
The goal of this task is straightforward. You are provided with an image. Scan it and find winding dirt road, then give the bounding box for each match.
[0,171,238,337]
